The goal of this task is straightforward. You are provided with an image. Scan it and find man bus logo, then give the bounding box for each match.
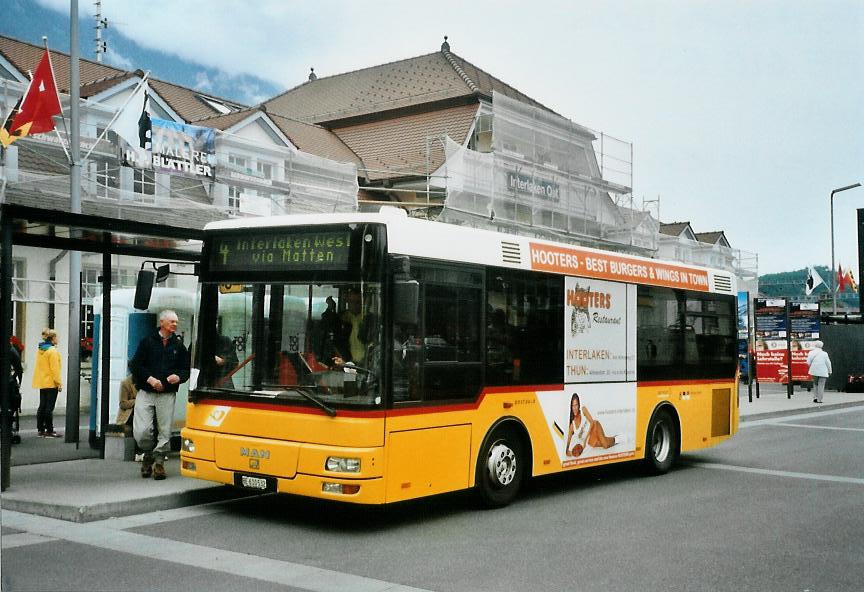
[240,447,270,459]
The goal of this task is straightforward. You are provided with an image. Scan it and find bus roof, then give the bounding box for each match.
[204,208,737,295]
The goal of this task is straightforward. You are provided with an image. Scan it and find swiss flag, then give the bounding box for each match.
[0,49,62,147]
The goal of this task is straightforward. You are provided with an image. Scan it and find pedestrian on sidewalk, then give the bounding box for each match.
[806,340,832,404]
[31,328,62,438]
[129,310,190,481]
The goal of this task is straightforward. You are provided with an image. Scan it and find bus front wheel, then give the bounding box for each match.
[644,408,678,474]
[477,429,524,507]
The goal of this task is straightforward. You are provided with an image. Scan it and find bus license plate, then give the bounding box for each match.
[236,474,274,491]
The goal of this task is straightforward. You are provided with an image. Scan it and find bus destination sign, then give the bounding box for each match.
[209,230,352,272]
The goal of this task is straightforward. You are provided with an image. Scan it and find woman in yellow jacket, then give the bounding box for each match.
[32,328,62,438]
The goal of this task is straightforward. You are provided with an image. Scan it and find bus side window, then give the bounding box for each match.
[485,269,563,386]
[394,264,483,403]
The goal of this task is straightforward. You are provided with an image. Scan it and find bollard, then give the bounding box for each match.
[104,424,135,461]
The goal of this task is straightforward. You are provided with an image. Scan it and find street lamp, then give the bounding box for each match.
[831,183,862,313]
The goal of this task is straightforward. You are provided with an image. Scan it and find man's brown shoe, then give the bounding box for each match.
[153,462,166,480]
[141,455,153,478]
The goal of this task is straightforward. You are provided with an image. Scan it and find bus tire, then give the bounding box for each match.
[476,427,524,508]
[644,408,678,474]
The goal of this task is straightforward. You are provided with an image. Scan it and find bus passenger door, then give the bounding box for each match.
[387,262,483,500]
[392,263,483,402]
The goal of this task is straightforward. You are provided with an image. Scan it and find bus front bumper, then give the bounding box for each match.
[179,428,386,504]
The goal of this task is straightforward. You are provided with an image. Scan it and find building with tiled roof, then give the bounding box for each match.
[695,231,730,247]
[262,38,639,253]
[659,223,741,273]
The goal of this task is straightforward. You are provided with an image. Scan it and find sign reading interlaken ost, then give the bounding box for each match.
[529,243,711,291]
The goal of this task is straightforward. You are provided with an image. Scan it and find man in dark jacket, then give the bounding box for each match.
[129,310,190,480]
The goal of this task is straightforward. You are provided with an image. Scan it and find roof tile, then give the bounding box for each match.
[332,103,478,181]
[0,36,244,123]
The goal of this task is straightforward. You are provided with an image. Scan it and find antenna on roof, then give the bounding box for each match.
[308,67,317,82]
[94,0,108,62]
[441,35,450,52]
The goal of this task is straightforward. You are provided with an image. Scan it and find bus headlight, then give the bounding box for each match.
[182,438,196,453]
[325,456,361,473]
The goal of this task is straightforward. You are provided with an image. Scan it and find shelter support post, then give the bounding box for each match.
[65,0,82,444]
[1,215,12,491]
[99,233,111,458]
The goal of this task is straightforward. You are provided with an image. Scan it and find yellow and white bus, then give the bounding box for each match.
[181,207,739,506]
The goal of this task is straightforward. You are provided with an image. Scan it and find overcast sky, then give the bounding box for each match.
[36,0,864,275]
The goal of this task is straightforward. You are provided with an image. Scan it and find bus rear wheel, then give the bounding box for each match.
[477,429,524,507]
[644,408,678,474]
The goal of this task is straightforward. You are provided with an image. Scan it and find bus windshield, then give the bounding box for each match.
[194,281,383,409]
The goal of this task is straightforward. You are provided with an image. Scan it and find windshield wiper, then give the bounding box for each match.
[278,387,337,417]
[201,387,250,396]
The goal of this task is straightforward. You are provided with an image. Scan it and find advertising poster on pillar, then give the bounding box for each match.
[790,339,817,382]
[789,302,820,339]
[755,339,816,383]
[754,338,789,383]
[563,277,635,383]
[754,298,786,338]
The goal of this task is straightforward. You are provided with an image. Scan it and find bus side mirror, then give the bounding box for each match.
[155,264,170,283]
[133,270,155,310]
[394,280,419,326]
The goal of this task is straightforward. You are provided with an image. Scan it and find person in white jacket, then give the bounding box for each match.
[806,341,832,404]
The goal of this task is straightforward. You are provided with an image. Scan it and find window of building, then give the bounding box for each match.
[10,259,26,300]
[197,95,233,114]
[94,160,119,199]
[228,154,248,172]
[133,168,155,198]
[470,113,493,152]
[256,161,273,180]
[227,186,242,214]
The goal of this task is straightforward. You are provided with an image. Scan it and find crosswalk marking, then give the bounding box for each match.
[689,462,864,486]
[741,406,864,427]
[1,532,57,549]
[2,510,432,592]
[771,423,864,432]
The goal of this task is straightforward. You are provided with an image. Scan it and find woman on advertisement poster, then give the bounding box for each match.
[565,393,617,457]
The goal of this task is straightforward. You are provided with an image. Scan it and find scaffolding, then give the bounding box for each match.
[437,91,646,253]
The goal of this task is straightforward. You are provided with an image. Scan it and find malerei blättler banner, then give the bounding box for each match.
[123,117,216,180]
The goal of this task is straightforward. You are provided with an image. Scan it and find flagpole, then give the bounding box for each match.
[65,0,83,445]
[43,36,71,165]
[82,71,149,162]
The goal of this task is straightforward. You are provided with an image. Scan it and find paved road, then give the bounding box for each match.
[3,406,863,592]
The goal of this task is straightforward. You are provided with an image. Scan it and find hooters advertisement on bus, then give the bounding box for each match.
[529,242,711,292]
[537,385,637,468]
[532,277,638,468]
[563,277,636,383]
